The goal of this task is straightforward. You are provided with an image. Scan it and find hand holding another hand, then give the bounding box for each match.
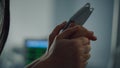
[47,22,97,68]
[27,21,97,68]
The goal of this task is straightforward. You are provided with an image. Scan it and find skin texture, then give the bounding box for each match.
[26,21,97,68]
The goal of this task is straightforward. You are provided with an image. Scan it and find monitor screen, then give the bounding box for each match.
[25,39,48,65]
[26,40,48,48]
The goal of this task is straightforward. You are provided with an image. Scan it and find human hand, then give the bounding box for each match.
[27,21,97,68]
[47,21,97,68]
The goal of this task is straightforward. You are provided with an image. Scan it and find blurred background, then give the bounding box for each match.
[0,0,120,68]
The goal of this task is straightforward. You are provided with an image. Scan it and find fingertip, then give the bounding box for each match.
[87,31,97,41]
[90,35,97,41]
[93,35,97,40]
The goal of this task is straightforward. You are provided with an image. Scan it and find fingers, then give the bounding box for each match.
[78,38,91,64]
[79,26,97,41]
[79,53,90,68]
[87,31,97,41]
[56,26,79,40]
[73,37,91,54]
[77,37,90,46]
[69,25,97,41]
[57,24,97,41]
[49,21,66,47]
[72,37,91,63]
[49,22,77,49]
[49,22,97,49]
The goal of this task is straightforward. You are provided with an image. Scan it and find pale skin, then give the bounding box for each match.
[26,21,97,68]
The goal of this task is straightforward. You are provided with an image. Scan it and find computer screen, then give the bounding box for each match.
[25,39,48,65]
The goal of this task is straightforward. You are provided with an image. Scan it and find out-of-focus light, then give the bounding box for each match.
[26,40,48,48]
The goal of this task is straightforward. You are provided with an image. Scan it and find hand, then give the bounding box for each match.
[26,21,97,68]
[47,21,97,68]
[48,22,96,48]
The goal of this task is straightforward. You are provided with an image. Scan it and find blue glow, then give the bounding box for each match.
[26,40,48,48]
